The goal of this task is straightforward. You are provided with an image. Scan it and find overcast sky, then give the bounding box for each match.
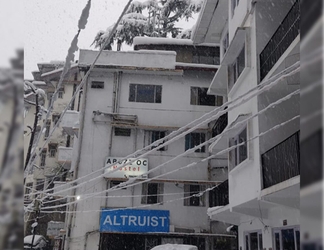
[23,0,197,80]
[0,1,24,69]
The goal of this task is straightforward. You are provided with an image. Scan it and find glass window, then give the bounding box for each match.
[190,87,217,106]
[185,132,206,153]
[114,127,131,136]
[48,144,57,158]
[148,131,167,151]
[141,183,164,204]
[129,84,162,103]
[184,184,206,207]
[91,81,104,89]
[229,127,248,170]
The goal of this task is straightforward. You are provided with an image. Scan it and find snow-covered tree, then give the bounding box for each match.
[91,0,203,50]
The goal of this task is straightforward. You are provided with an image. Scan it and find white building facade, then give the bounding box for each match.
[192,0,300,250]
[63,41,237,250]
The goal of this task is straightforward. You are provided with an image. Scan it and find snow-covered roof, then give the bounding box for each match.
[133,37,218,47]
[41,63,78,78]
[175,62,219,70]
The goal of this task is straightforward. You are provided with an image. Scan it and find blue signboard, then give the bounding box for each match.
[100,209,170,233]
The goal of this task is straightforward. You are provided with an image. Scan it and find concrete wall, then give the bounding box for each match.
[69,65,218,249]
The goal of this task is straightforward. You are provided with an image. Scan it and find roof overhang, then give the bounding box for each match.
[192,0,228,44]
[208,28,249,95]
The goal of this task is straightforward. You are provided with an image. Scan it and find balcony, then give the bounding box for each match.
[58,147,72,169]
[259,0,300,81]
[261,131,300,189]
[60,110,79,136]
[209,179,229,207]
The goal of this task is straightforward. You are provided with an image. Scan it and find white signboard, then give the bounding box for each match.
[47,221,65,237]
[104,157,148,178]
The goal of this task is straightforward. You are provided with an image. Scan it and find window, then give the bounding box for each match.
[229,127,247,170]
[228,45,245,91]
[245,231,262,250]
[141,183,164,204]
[145,131,167,151]
[190,87,223,106]
[44,120,51,138]
[129,84,162,103]
[115,127,131,136]
[40,149,47,167]
[110,181,127,190]
[273,227,300,250]
[192,47,220,65]
[58,90,63,98]
[52,114,60,125]
[223,32,229,55]
[48,144,57,158]
[91,81,104,89]
[184,184,206,206]
[185,132,206,153]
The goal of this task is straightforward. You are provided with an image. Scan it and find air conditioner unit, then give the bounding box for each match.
[194,228,200,233]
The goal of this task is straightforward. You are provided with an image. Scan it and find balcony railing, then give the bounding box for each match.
[259,0,300,81]
[209,179,229,207]
[212,112,228,137]
[262,131,300,189]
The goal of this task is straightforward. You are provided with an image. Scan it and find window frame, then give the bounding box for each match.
[40,149,47,167]
[48,144,57,158]
[114,127,131,137]
[185,132,206,153]
[184,184,206,207]
[141,182,164,204]
[91,81,104,89]
[228,44,245,91]
[145,130,168,151]
[44,120,51,138]
[244,231,262,250]
[129,83,162,104]
[190,87,222,107]
[229,126,248,171]
[272,226,300,250]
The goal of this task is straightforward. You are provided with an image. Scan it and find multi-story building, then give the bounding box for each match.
[62,39,237,250]
[192,1,300,250]
[23,61,82,241]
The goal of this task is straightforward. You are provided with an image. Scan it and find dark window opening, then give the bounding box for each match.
[151,131,166,151]
[141,183,164,204]
[185,132,206,153]
[191,87,221,106]
[114,127,131,136]
[91,81,104,89]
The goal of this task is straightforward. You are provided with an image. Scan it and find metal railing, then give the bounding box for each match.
[209,179,229,207]
[261,131,300,189]
[259,0,300,80]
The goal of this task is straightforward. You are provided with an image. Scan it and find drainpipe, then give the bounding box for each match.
[106,71,122,209]
[65,72,88,250]
[84,230,99,250]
